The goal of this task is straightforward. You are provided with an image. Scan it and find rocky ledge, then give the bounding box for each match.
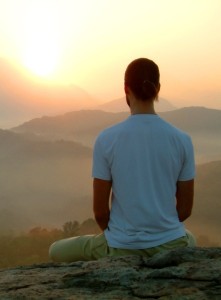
[0,247,221,299]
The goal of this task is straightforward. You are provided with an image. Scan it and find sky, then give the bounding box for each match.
[0,0,221,109]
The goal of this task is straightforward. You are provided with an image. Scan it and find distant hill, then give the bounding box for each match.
[12,110,128,147]
[161,106,221,134]
[162,107,221,163]
[0,59,98,128]
[12,107,221,163]
[96,97,176,112]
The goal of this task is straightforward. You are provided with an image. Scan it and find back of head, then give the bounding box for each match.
[124,58,160,101]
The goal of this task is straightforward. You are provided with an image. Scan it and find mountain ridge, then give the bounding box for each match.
[95,96,176,112]
[11,106,221,164]
[12,106,221,132]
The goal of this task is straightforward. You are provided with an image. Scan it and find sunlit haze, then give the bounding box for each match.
[0,0,221,264]
[0,0,221,109]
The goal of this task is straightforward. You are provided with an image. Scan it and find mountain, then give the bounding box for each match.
[160,106,221,134]
[0,59,98,128]
[12,107,221,163]
[96,97,176,112]
[12,110,128,147]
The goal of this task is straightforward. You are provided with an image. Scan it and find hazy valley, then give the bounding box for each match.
[0,128,93,232]
[0,107,220,246]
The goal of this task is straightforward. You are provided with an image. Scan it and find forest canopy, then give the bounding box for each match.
[0,218,100,268]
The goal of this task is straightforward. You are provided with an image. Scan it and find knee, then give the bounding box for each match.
[49,241,62,262]
[186,229,197,247]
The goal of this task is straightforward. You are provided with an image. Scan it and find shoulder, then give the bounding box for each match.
[96,118,129,142]
[158,117,192,141]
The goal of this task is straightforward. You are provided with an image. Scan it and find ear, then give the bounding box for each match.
[155,83,161,101]
[124,84,129,94]
[157,83,161,93]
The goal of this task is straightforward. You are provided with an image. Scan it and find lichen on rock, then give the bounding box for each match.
[0,247,221,299]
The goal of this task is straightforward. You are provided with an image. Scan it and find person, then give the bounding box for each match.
[49,58,196,262]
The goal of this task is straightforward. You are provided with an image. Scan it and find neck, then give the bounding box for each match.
[130,100,156,115]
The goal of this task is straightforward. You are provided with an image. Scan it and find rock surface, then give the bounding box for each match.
[0,247,221,299]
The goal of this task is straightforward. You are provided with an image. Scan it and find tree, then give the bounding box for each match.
[62,221,79,237]
[79,218,101,235]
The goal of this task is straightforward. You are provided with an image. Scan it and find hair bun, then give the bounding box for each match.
[142,80,157,100]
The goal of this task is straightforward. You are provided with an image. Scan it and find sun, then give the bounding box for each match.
[23,35,59,77]
[23,36,59,77]
[21,2,61,77]
[17,1,97,81]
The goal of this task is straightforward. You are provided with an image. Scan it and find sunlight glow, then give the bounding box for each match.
[21,1,62,77]
[0,0,220,108]
[23,37,60,77]
[19,1,95,79]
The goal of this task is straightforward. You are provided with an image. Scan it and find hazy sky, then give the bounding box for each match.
[0,0,221,108]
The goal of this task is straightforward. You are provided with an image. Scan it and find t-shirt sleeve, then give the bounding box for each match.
[92,135,112,180]
[178,135,196,181]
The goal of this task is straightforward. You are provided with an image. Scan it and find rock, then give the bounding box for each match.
[0,247,221,299]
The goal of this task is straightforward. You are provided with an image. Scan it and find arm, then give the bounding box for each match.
[176,179,194,222]
[93,178,112,231]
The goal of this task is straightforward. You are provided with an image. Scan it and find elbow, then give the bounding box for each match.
[93,208,103,222]
[94,212,102,224]
[93,206,109,221]
[178,210,192,222]
[93,209,109,231]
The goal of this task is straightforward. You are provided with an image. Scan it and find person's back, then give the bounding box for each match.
[49,58,196,263]
[93,113,195,249]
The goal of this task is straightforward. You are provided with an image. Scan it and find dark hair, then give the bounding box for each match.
[124,58,160,101]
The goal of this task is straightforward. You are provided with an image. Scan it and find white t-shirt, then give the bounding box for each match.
[92,114,195,249]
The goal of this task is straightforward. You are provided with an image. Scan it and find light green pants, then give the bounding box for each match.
[49,230,196,263]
